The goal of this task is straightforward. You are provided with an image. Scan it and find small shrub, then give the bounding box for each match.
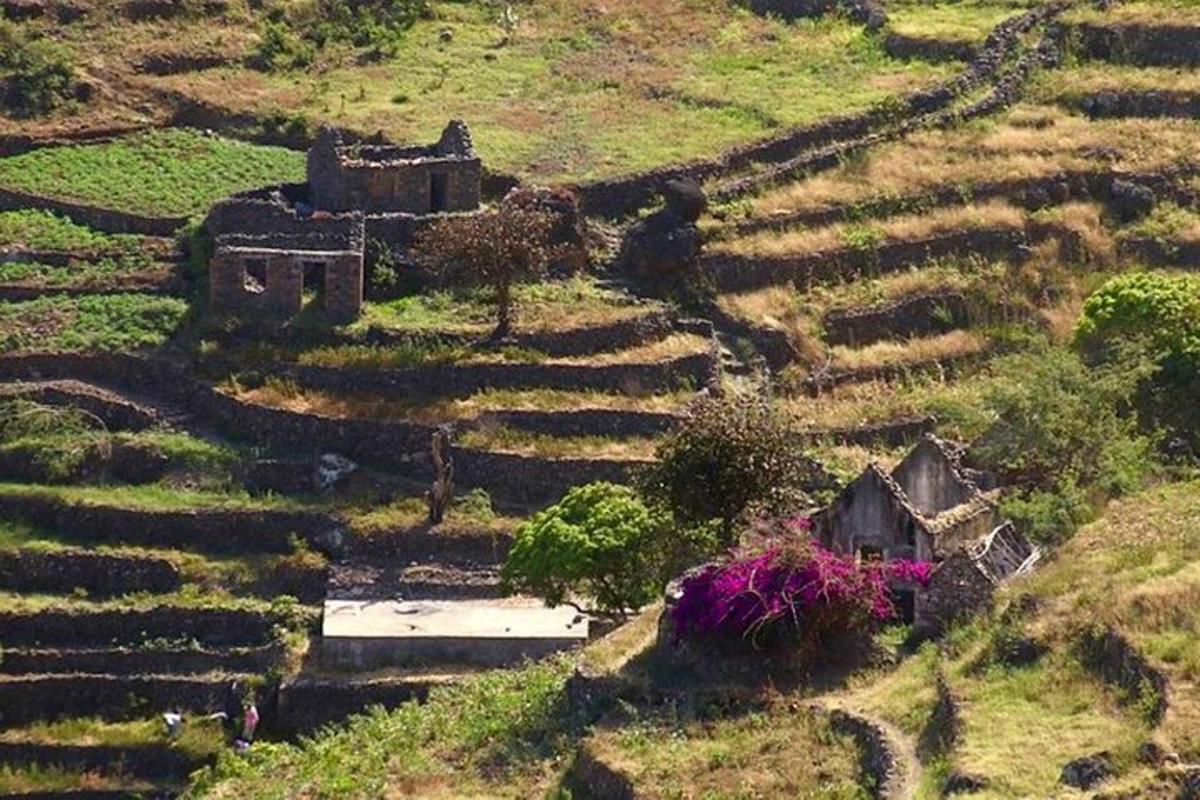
[0,20,76,117]
[501,482,718,615]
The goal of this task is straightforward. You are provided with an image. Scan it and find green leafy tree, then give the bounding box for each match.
[640,393,828,545]
[501,482,717,615]
[973,344,1157,542]
[1076,272,1200,449]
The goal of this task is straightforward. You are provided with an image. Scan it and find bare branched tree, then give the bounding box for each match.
[414,202,557,340]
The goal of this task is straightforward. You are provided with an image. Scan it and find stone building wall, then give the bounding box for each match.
[915,551,995,633]
[891,437,976,517]
[308,123,482,215]
[815,466,933,562]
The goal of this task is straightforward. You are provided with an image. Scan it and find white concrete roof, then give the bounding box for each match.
[322,598,590,642]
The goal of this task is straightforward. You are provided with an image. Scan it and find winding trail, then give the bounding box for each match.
[812,697,922,800]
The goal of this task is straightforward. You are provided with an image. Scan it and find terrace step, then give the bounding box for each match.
[0,549,181,598]
[0,673,256,727]
[0,788,172,800]
[0,606,279,649]
[0,742,203,782]
[327,562,502,602]
[0,645,284,677]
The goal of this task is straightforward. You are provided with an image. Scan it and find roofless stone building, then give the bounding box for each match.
[208,121,483,320]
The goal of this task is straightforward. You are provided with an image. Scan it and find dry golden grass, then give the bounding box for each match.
[552,333,710,365]
[581,700,865,800]
[717,201,1025,258]
[828,329,989,372]
[1047,64,1200,97]
[746,104,1200,218]
[716,287,825,362]
[1023,481,1200,760]
[780,367,999,438]
[1035,201,1117,264]
[1064,0,1200,25]
[458,423,658,461]
[228,383,691,424]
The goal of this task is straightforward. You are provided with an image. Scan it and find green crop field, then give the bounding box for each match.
[0,130,304,217]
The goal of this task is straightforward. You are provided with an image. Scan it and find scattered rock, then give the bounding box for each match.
[438,28,453,43]
[1110,179,1156,222]
[1023,185,1052,210]
[315,526,347,560]
[995,635,1047,667]
[662,178,707,223]
[1061,752,1115,790]
[315,453,358,492]
[944,770,988,795]
[1179,768,1200,800]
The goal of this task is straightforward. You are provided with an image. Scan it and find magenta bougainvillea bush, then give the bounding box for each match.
[670,526,932,650]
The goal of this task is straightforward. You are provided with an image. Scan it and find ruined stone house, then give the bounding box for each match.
[208,120,483,320]
[812,434,1039,631]
[307,121,482,215]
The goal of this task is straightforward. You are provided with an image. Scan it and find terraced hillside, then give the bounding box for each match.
[0,0,1197,797]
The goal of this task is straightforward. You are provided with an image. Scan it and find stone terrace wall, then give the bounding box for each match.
[0,674,250,727]
[916,552,995,634]
[455,448,651,508]
[0,490,336,555]
[0,742,202,781]
[275,677,438,735]
[1066,22,1200,67]
[702,227,1028,293]
[192,387,433,477]
[0,606,276,648]
[824,291,970,347]
[0,185,187,236]
[287,351,716,398]
[0,549,181,597]
[0,643,284,676]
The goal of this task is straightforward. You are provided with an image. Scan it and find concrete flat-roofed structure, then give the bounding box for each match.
[320,598,590,670]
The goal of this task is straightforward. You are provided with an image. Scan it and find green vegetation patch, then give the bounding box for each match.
[357,276,655,335]
[885,0,1030,46]
[0,294,188,353]
[0,130,304,217]
[0,716,226,762]
[583,704,867,799]
[172,2,948,182]
[191,656,577,798]
[0,209,145,253]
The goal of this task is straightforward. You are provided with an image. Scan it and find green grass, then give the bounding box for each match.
[0,481,312,512]
[458,425,657,460]
[0,209,147,253]
[0,583,280,614]
[0,716,226,761]
[885,1,1031,46]
[0,257,166,289]
[0,764,152,795]
[354,277,655,336]
[146,2,948,182]
[0,294,188,353]
[0,130,304,217]
[191,656,577,799]
[583,703,868,799]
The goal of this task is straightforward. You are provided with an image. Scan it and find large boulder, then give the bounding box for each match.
[662,178,708,224]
